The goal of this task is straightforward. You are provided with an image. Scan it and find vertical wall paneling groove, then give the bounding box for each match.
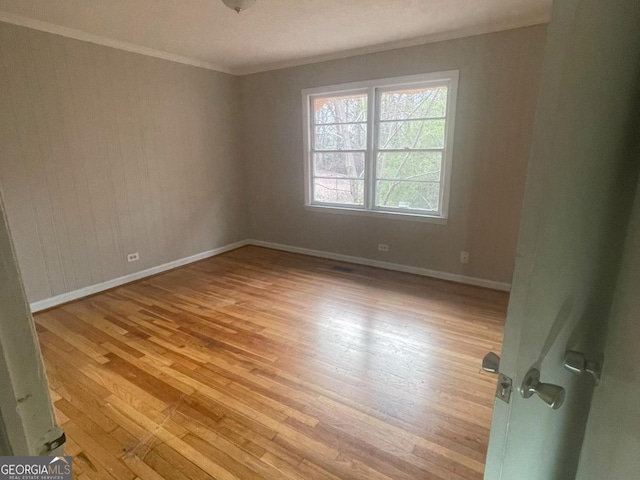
[0,26,55,297]
[241,25,547,285]
[0,21,546,304]
[0,22,247,303]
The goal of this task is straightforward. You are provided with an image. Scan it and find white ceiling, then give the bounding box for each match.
[0,0,552,75]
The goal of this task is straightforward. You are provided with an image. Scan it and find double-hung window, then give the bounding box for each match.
[303,71,458,222]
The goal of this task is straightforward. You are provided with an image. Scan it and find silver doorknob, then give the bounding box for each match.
[482,352,500,374]
[521,368,565,410]
[564,350,602,384]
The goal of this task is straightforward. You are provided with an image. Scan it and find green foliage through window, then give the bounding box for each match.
[307,75,455,215]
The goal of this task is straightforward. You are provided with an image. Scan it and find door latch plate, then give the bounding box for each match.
[496,373,513,403]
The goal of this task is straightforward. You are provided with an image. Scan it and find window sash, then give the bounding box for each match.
[313,121,368,127]
[311,149,368,153]
[378,116,447,123]
[374,178,441,183]
[304,72,458,219]
[314,176,364,181]
[369,148,444,153]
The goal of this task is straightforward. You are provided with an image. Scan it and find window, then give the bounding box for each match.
[303,71,458,222]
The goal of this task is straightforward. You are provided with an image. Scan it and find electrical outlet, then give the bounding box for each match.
[378,244,389,252]
[127,252,139,263]
[460,251,470,264]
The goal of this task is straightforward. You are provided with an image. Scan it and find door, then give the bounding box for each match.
[484,0,640,479]
[0,191,63,456]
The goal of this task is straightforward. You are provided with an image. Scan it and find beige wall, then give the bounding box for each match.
[0,22,547,304]
[240,25,547,284]
[0,22,248,303]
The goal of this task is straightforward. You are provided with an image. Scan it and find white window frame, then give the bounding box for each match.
[302,71,458,224]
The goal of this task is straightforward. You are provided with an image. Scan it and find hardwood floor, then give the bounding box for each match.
[34,246,507,480]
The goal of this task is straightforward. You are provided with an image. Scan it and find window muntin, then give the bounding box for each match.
[304,72,457,219]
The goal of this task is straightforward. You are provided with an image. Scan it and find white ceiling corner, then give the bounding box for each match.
[0,0,552,75]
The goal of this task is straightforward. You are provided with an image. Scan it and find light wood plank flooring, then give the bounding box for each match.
[35,246,507,480]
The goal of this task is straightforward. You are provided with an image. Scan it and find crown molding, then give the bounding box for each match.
[0,11,233,75]
[235,19,549,75]
[0,10,549,77]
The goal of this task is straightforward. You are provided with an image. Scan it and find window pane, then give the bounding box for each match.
[314,179,364,205]
[314,152,365,179]
[376,152,442,181]
[314,94,368,124]
[378,119,445,150]
[375,181,440,211]
[315,123,367,150]
[380,86,448,120]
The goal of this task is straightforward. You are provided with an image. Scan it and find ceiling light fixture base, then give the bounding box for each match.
[221,0,256,13]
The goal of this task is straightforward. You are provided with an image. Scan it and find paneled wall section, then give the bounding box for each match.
[0,22,247,302]
[0,22,548,303]
[240,25,547,284]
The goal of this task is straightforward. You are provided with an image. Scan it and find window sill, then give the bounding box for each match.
[304,205,448,224]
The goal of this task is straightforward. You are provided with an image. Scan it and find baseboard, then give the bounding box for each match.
[29,237,510,312]
[29,240,250,313]
[247,239,511,292]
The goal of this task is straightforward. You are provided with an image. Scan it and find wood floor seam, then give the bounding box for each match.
[35,245,507,480]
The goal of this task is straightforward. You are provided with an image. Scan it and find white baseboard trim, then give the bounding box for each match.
[247,239,511,292]
[29,240,249,313]
[29,237,510,312]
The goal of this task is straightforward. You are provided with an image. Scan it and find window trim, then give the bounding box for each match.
[302,71,459,223]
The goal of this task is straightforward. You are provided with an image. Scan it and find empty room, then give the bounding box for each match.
[1,1,640,480]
